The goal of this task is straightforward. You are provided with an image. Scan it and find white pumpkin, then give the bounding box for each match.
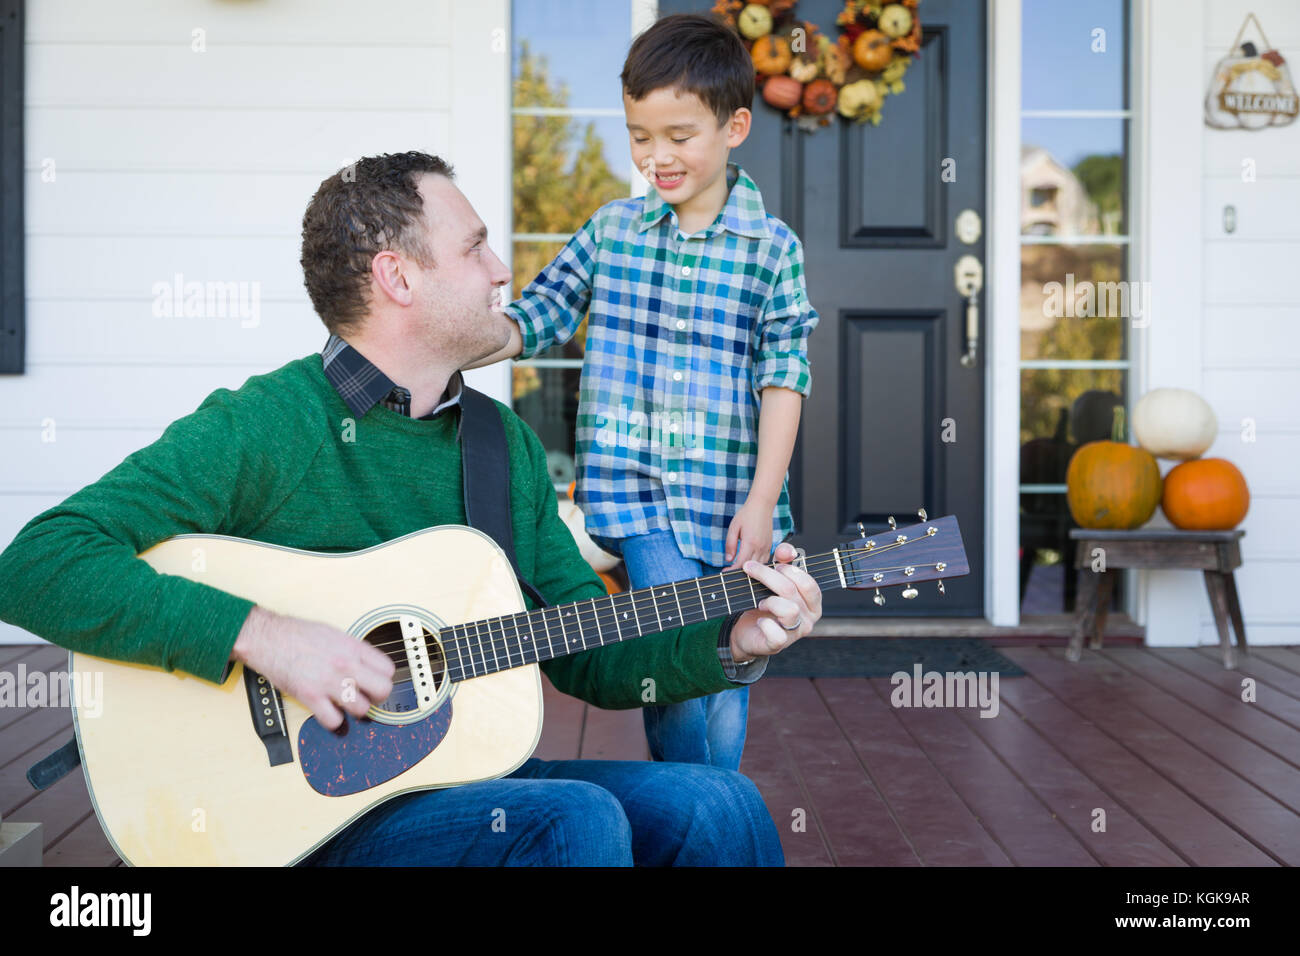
[1132,388,1218,461]
[558,499,620,572]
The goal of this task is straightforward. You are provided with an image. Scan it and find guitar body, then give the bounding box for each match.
[70,525,542,867]
[63,512,971,866]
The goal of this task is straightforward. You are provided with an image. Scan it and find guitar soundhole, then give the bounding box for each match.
[361,620,447,719]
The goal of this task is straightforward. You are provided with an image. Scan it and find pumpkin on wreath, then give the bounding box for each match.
[714,0,924,129]
[751,34,794,75]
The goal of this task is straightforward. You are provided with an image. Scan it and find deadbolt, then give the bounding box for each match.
[955,208,982,245]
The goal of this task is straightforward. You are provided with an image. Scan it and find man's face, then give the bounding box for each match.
[623,87,746,208]
[407,173,513,362]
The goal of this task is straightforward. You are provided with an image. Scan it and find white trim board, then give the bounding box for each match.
[987,0,1021,626]
[455,0,512,405]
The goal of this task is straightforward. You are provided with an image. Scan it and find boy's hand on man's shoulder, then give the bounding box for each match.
[723,494,777,569]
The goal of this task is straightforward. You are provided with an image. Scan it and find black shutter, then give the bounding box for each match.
[0,0,24,374]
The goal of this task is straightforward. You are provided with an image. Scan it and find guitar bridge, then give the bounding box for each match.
[400,615,438,711]
[242,667,292,767]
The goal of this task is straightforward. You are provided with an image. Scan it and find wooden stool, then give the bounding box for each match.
[1068,529,1247,668]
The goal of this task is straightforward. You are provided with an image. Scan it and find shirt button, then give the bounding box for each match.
[681,265,691,276]
[672,371,683,382]
[669,422,679,432]
[675,320,686,330]
[666,471,678,482]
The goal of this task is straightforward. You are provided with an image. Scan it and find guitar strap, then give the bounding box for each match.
[27,385,551,792]
[457,385,549,610]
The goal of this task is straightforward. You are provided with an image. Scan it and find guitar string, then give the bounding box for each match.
[365,563,843,663]
[363,556,903,665]
[361,534,947,656]
[369,550,955,682]
[440,542,955,675]
[370,564,849,689]
[251,533,958,700]
[361,541,955,674]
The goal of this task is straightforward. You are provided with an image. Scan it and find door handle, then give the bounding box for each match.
[954,255,983,368]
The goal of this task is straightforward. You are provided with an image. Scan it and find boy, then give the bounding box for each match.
[478,14,818,769]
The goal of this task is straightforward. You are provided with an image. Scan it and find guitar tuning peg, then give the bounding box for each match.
[857,522,866,539]
[887,516,897,530]
[937,580,946,596]
[873,588,885,606]
[917,508,927,521]
[901,586,918,599]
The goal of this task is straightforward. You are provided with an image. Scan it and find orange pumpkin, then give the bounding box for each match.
[1161,458,1250,530]
[852,29,893,72]
[1065,407,1162,529]
[802,78,838,115]
[751,35,793,75]
[762,75,804,110]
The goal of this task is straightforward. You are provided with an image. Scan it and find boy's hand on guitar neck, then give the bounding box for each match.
[231,606,396,730]
[723,494,777,570]
[730,542,822,664]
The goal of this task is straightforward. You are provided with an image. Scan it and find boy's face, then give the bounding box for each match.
[623,87,750,208]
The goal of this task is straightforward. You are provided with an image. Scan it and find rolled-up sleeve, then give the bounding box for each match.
[753,234,818,397]
[506,215,599,359]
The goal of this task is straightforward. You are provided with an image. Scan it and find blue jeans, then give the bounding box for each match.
[595,529,753,771]
[297,757,784,866]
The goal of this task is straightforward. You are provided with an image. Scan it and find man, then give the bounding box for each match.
[0,152,823,866]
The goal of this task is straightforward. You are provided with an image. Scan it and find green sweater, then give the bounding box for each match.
[0,356,741,709]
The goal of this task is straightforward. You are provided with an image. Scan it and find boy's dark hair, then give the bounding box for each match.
[621,13,754,125]
[300,151,453,335]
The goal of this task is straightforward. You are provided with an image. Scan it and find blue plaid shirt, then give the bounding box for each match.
[507,164,818,567]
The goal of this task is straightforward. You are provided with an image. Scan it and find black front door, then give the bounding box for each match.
[663,0,988,616]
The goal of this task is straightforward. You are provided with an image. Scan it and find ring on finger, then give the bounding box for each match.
[782,615,802,632]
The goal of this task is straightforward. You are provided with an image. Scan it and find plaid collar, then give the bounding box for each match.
[320,333,463,420]
[638,163,771,239]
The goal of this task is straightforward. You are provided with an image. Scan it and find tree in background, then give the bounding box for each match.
[512,42,628,337]
[511,42,628,466]
[1073,154,1124,235]
[1019,151,1126,447]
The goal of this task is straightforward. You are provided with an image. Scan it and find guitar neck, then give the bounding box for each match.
[441,552,847,682]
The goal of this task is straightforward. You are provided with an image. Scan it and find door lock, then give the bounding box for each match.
[954,255,983,368]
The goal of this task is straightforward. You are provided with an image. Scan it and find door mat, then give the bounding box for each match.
[763,638,1026,678]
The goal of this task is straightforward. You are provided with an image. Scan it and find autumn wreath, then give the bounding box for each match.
[712,0,923,130]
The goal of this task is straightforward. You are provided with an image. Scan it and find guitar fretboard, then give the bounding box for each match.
[439,552,850,682]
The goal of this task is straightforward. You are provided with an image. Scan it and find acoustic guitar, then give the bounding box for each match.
[68,513,968,865]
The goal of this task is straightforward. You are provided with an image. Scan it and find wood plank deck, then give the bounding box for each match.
[2,641,1296,866]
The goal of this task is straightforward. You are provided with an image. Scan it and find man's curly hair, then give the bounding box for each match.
[300,151,454,335]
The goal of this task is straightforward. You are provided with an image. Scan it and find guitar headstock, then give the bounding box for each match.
[837,512,970,605]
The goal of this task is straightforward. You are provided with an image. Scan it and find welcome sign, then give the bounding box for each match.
[1205,13,1298,130]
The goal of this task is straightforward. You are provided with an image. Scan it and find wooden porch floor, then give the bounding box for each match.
[3,640,1299,866]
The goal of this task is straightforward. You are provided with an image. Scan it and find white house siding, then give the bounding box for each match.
[1143,0,1300,647]
[1,0,510,643]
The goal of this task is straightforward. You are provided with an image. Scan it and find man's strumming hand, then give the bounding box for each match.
[231,606,396,731]
[730,542,822,663]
